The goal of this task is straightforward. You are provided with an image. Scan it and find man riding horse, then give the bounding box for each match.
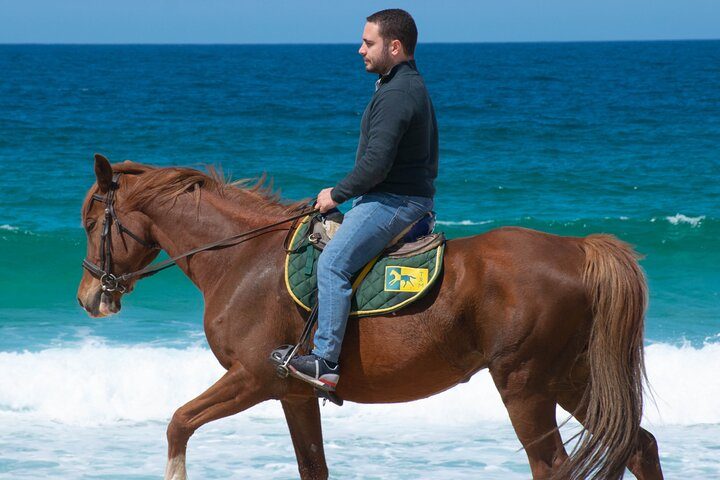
[77,8,663,479]
[284,8,439,390]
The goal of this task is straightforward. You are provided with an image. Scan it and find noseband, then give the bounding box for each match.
[82,172,317,294]
[82,173,159,293]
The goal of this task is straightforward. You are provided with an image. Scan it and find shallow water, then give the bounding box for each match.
[1,343,719,477]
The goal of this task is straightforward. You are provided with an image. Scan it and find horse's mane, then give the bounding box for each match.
[112,161,309,215]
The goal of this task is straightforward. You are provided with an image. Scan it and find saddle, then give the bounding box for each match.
[284,210,445,317]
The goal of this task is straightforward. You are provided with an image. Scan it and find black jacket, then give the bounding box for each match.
[331,60,438,204]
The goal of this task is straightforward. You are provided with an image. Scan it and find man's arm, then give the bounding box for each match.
[330,88,415,204]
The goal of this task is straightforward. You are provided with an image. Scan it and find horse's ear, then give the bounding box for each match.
[94,153,113,193]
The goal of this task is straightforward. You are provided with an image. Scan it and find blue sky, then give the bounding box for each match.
[1,0,718,44]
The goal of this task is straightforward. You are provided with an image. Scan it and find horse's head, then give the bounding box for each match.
[77,154,160,317]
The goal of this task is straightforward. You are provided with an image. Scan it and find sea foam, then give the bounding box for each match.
[1,341,718,426]
[0,224,19,231]
[663,214,705,227]
[435,220,494,226]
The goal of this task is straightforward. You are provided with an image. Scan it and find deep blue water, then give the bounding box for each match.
[1,42,718,348]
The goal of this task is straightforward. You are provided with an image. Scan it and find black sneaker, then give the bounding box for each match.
[288,354,340,391]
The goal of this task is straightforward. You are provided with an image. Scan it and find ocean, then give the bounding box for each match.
[0,41,718,478]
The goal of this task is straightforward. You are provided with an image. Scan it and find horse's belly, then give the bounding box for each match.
[334,318,486,403]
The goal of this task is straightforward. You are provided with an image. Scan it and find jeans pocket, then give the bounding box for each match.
[405,196,433,211]
[386,198,429,231]
[387,205,403,229]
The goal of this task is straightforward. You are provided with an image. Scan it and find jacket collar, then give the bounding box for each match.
[378,60,417,86]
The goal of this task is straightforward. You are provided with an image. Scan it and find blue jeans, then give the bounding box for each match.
[312,192,434,363]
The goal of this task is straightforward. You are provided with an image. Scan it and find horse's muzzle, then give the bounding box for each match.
[78,286,122,318]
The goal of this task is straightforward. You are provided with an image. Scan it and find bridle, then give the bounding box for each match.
[82,173,158,293]
[82,172,317,294]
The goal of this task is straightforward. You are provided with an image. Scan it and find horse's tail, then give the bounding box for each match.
[560,234,648,480]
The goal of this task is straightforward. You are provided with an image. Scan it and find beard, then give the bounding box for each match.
[367,44,393,74]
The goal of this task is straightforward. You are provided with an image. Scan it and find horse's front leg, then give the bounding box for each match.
[164,364,270,480]
[282,396,328,480]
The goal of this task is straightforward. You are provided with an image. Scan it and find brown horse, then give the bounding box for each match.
[77,154,663,480]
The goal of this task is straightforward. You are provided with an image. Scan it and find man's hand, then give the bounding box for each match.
[315,187,339,214]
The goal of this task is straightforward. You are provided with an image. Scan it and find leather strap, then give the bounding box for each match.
[83,173,318,293]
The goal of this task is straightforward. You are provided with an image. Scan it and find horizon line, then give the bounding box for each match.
[1,38,719,47]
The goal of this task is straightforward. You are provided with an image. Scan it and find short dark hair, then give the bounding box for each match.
[366,9,418,56]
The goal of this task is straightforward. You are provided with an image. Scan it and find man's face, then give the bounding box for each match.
[358,22,392,74]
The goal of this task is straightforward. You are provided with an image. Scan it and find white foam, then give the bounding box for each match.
[1,340,719,426]
[664,213,705,227]
[0,341,226,425]
[0,224,19,231]
[643,342,720,425]
[435,219,494,226]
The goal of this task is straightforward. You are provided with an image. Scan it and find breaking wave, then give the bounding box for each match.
[1,340,718,426]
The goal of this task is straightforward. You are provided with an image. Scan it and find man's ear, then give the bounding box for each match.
[94,153,113,193]
[390,39,403,57]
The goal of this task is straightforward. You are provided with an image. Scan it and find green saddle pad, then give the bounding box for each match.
[285,215,445,317]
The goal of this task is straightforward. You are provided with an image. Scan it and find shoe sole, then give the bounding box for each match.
[288,365,337,392]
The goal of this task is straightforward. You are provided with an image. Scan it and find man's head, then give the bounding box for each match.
[359,9,417,75]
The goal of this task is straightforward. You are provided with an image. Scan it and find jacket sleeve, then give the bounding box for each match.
[331,88,414,204]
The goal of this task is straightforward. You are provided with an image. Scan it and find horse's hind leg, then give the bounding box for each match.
[490,364,568,479]
[626,429,664,480]
[557,384,664,480]
[281,397,328,480]
[164,364,269,480]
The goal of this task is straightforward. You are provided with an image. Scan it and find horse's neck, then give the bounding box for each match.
[144,191,282,291]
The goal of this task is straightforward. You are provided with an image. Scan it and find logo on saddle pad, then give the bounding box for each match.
[384,266,429,292]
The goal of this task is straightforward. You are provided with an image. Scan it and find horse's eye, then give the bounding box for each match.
[86,219,97,232]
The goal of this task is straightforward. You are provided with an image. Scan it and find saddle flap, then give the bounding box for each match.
[285,214,445,318]
[385,233,445,258]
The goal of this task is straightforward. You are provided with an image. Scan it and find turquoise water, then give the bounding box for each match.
[1,42,719,478]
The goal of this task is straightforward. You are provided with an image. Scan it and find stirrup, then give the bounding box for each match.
[270,297,320,378]
[269,344,296,379]
[269,345,344,406]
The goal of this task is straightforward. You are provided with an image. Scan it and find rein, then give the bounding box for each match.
[82,172,317,293]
